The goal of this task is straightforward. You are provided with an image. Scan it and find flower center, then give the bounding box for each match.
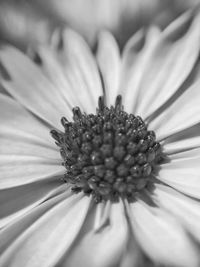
[51,95,163,202]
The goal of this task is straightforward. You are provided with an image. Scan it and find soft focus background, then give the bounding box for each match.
[0,0,200,50]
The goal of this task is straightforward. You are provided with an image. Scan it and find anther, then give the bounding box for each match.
[115,95,122,113]
[98,96,105,113]
[72,107,82,121]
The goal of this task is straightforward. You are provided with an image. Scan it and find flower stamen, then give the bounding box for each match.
[51,95,164,202]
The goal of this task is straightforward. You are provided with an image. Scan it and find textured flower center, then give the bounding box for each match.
[51,96,163,202]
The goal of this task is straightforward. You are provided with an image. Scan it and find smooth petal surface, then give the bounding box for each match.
[0,180,65,228]
[163,136,200,154]
[158,151,200,198]
[0,154,64,189]
[135,10,200,119]
[0,46,69,129]
[119,27,160,113]
[35,45,79,112]
[118,233,145,267]
[128,200,199,267]
[65,201,128,267]
[168,147,200,160]
[0,93,56,148]
[152,184,200,243]
[96,31,121,106]
[61,29,103,113]
[0,132,59,159]
[0,190,71,255]
[149,78,200,141]
[0,193,91,267]
[0,93,64,189]
[93,201,111,231]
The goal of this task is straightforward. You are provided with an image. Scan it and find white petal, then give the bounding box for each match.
[158,153,200,198]
[118,232,144,267]
[136,10,200,119]
[0,46,69,129]
[0,154,64,189]
[168,147,200,160]
[1,131,59,159]
[93,201,111,231]
[0,189,72,253]
[149,78,200,141]
[0,180,66,228]
[0,94,64,189]
[163,136,200,155]
[35,46,78,112]
[152,184,200,242]
[96,31,121,106]
[128,200,199,267]
[0,93,56,149]
[120,27,160,114]
[0,193,91,267]
[61,29,103,113]
[65,201,128,267]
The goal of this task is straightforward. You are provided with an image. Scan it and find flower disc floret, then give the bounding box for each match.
[51,95,163,202]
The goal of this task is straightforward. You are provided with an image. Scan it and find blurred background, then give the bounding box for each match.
[0,0,200,50]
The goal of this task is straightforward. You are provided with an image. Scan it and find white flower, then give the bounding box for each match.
[0,9,200,267]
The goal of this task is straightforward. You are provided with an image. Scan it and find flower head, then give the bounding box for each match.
[1,9,200,267]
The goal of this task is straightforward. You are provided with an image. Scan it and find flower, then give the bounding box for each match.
[1,0,200,49]
[1,9,200,267]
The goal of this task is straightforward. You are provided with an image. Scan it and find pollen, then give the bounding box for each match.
[50,95,164,202]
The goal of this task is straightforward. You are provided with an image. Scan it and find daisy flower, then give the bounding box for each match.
[1,9,200,267]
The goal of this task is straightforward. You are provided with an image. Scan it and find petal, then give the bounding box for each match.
[128,200,199,267]
[0,193,91,267]
[158,152,200,198]
[0,190,70,254]
[0,154,64,189]
[33,45,78,112]
[0,46,69,129]
[118,233,145,267]
[136,10,200,119]
[0,93,64,189]
[64,201,129,267]
[61,29,103,113]
[152,184,200,243]
[96,31,121,106]
[163,136,200,155]
[168,147,200,160]
[149,78,200,141]
[0,93,56,149]
[0,180,65,228]
[0,131,59,159]
[120,27,160,114]
[93,201,110,231]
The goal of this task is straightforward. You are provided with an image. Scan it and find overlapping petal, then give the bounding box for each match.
[0,93,64,189]
[0,180,66,229]
[152,184,200,242]
[96,31,121,106]
[64,201,129,267]
[149,77,200,141]
[128,200,199,267]
[0,193,91,267]
[119,27,160,113]
[0,46,71,129]
[135,10,200,119]
[60,29,103,113]
[158,148,200,198]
